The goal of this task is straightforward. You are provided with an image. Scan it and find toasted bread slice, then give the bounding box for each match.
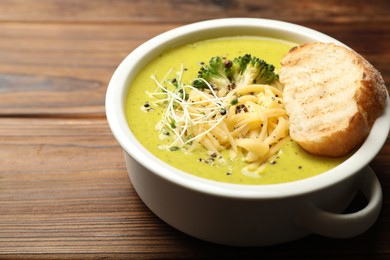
[279,42,387,157]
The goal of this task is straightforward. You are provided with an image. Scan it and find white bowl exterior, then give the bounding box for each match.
[106,18,390,246]
[125,151,365,246]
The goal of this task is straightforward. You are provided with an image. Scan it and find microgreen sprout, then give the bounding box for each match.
[148,66,229,150]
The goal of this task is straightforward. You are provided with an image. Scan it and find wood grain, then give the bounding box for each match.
[0,0,389,258]
[0,0,388,23]
[0,23,175,116]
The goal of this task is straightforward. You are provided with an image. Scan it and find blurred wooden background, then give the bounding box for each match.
[0,0,389,259]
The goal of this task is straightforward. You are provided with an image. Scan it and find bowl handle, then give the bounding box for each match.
[295,167,382,238]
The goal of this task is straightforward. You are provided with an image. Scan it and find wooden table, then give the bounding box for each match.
[1,0,389,259]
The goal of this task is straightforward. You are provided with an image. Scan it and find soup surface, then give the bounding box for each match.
[126,37,347,185]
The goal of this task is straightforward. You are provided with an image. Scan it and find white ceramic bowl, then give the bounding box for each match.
[106,18,390,246]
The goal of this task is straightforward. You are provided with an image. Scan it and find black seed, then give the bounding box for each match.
[224,60,232,68]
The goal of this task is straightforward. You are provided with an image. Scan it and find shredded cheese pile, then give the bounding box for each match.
[147,67,290,173]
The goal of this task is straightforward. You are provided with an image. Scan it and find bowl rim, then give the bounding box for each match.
[106,18,390,199]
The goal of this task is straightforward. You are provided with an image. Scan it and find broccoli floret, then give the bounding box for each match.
[193,56,231,90]
[231,54,258,89]
[230,54,252,77]
[254,59,279,84]
[194,54,279,94]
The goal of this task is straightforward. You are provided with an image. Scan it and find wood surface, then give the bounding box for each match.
[0,0,389,259]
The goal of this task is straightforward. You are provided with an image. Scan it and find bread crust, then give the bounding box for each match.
[280,42,387,157]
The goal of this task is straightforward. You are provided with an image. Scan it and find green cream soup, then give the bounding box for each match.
[126,37,347,185]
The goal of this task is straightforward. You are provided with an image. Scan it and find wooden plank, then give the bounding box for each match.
[0,23,175,116]
[0,118,124,173]
[0,0,388,23]
[0,22,389,116]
